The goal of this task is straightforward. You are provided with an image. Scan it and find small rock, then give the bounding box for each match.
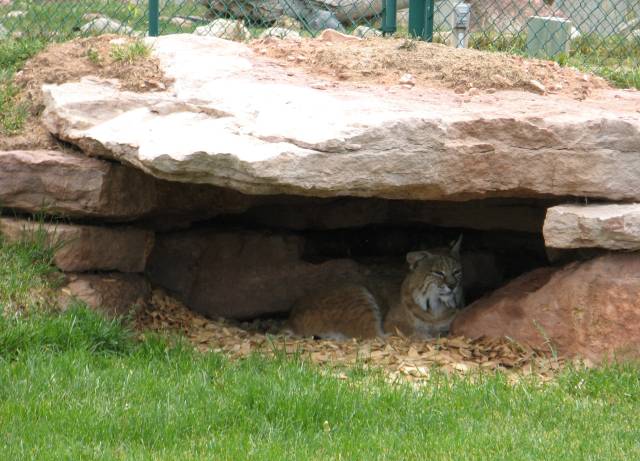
[528,79,546,94]
[398,73,415,87]
[59,273,151,318]
[570,26,581,40]
[352,25,382,39]
[193,18,251,41]
[82,13,104,21]
[466,87,480,97]
[109,37,128,46]
[6,10,26,18]
[491,74,512,88]
[80,16,133,35]
[170,17,195,27]
[317,29,361,43]
[259,27,301,40]
[273,16,303,31]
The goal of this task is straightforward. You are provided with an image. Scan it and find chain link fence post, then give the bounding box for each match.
[425,0,435,41]
[408,0,425,38]
[149,0,160,37]
[382,0,398,36]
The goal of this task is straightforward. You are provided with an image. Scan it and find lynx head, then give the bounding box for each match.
[401,236,464,321]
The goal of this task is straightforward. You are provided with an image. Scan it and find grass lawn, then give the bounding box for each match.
[1,233,640,460]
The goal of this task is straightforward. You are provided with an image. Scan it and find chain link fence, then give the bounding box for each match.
[0,1,638,87]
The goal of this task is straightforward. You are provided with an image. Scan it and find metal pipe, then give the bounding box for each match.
[425,0,435,41]
[408,0,425,38]
[149,0,159,37]
[382,0,397,35]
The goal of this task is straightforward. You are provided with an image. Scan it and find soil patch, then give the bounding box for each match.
[1,35,172,151]
[136,289,568,384]
[251,36,610,99]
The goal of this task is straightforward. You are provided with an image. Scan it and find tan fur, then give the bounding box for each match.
[287,238,464,340]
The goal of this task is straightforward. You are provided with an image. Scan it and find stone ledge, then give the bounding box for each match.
[0,217,154,273]
[41,34,640,202]
[0,149,156,220]
[544,204,640,250]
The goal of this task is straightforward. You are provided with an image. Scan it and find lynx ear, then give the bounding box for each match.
[406,250,432,270]
[450,234,463,259]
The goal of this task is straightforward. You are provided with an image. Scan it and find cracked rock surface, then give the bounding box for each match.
[42,34,640,201]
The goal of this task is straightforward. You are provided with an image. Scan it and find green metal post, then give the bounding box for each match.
[408,0,425,38]
[149,0,159,37]
[381,0,397,35]
[425,0,435,41]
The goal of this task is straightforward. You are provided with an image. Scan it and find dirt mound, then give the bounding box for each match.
[136,289,568,384]
[251,36,610,99]
[2,35,171,151]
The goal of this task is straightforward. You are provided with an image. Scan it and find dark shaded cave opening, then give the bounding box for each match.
[145,195,560,328]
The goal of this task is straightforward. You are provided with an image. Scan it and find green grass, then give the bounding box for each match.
[469,30,640,90]
[1,233,640,460]
[109,39,150,63]
[0,38,45,135]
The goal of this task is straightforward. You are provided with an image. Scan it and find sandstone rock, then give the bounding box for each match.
[6,10,26,18]
[451,253,640,361]
[544,204,640,250]
[41,35,640,203]
[59,273,150,317]
[352,25,382,38]
[193,19,251,41]
[169,17,196,28]
[146,230,364,319]
[273,16,304,31]
[80,17,133,35]
[0,149,260,224]
[0,218,154,273]
[0,150,156,219]
[317,28,361,42]
[259,27,301,40]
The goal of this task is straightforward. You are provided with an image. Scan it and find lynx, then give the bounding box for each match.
[287,237,464,340]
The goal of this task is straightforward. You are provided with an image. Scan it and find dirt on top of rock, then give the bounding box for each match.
[17,35,171,94]
[251,36,610,99]
[2,35,172,151]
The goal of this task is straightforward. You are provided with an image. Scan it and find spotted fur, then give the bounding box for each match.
[287,237,464,340]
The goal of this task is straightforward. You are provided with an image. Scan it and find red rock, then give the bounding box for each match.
[59,273,151,317]
[0,217,154,273]
[451,253,640,362]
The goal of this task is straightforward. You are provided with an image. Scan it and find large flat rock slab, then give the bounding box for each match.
[41,34,640,201]
[0,218,154,273]
[544,204,640,250]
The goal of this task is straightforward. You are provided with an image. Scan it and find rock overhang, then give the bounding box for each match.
[40,34,640,203]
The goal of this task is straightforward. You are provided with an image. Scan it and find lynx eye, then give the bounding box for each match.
[432,271,445,278]
[453,269,462,277]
